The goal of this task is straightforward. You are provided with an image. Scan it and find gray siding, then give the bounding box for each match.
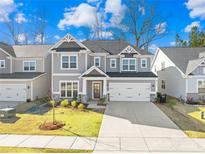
[33,74,49,100]
[138,57,151,72]
[106,57,120,72]
[87,55,105,71]
[0,49,11,74]
[53,53,86,74]
[13,58,44,72]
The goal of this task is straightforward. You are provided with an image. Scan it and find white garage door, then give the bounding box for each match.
[109,83,151,101]
[0,84,26,101]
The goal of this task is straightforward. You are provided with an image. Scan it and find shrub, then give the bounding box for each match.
[71,100,77,108]
[60,99,69,107]
[78,103,86,110]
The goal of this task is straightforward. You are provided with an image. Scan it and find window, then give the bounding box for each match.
[122,58,136,71]
[60,81,78,98]
[110,58,116,68]
[198,80,205,93]
[161,80,165,89]
[161,61,165,70]
[61,55,77,69]
[23,61,36,71]
[0,60,5,68]
[141,58,147,68]
[94,57,100,67]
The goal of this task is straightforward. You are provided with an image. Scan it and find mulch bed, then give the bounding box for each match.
[39,121,65,130]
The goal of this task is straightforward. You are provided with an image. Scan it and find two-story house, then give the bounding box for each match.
[0,43,51,102]
[51,34,157,102]
[152,47,205,102]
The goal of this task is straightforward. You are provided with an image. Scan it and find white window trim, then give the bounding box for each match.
[197,79,205,93]
[94,57,101,67]
[61,54,78,70]
[110,58,116,68]
[141,58,147,68]
[59,80,79,98]
[122,58,136,71]
[0,60,5,68]
[23,60,36,72]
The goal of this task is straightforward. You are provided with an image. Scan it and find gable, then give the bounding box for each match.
[50,33,89,52]
[120,46,141,55]
[82,69,107,77]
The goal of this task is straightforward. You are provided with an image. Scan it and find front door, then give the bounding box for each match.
[93,82,101,99]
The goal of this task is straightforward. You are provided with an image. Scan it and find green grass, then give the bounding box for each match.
[0,107,103,137]
[0,147,92,153]
[156,96,205,138]
[188,107,205,124]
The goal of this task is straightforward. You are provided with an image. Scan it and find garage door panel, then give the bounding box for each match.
[0,84,26,101]
[109,83,151,101]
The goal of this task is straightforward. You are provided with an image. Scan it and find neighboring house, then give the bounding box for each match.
[0,43,51,102]
[152,47,205,101]
[51,34,157,102]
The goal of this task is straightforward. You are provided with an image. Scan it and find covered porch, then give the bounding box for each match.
[79,66,109,103]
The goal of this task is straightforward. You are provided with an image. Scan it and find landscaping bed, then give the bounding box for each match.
[155,96,205,138]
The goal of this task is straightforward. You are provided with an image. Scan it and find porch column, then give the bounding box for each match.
[103,78,107,96]
[82,78,87,95]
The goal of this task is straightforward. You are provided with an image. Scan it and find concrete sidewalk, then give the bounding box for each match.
[0,134,205,152]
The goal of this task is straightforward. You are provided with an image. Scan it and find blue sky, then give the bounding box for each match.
[0,0,204,52]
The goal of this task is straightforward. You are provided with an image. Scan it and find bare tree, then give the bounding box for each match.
[30,6,48,44]
[122,0,167,48]
[0,17,29,45]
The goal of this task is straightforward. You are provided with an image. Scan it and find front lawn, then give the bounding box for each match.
[0,107,103,137]
[0,147,92,153]
[156,96,205,138]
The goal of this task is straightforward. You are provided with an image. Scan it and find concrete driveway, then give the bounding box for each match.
[98,101,186,138]
[95,102,204,152]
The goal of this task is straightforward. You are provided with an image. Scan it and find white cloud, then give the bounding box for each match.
[17,33,26,43]
[15,13,27,24]
[105,0,126,26]
[0,0,17,22]
[185,0,205,19]
[54,35,60,40]
[35,34,44,43]
[155,22,167,34]
[184,21,200,32]
[58,3,97,30]
[170,41,176,46]
[148,44,158,53]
